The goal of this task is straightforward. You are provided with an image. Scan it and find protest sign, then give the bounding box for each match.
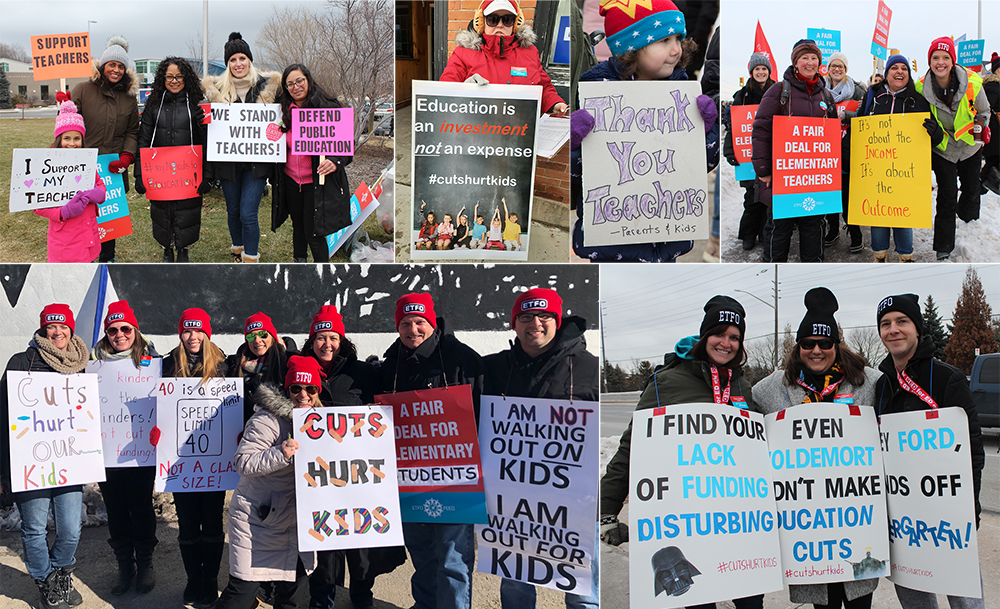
[731,104,758,181]
[6,371,105,492]
[476,396,598,595]
[153,377,243,493]
[207,103,285,163]
[807,28,841,69]
[579,80,708,246]
[30,32,92,80]
[629,403,783,607]
[765,404,889,586]
[139,146,202,200]
[411,80,539,261]
[96,153,132,242]
[86,358,161,468]
[290,107,354,155]
[870,1,892,60]
[294,405,404,551]
[880,409,980,597]
[325,181,380,256]
[835,101,859,137]
[771,116,842,219]
[9,148,98,213]
[957,39,985,70]
[373,385,487,524]
[848,113,932,229]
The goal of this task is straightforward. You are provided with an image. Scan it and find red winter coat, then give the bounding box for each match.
[439,26,564,114]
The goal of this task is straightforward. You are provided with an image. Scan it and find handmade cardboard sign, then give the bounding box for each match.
[476,396,598,595]
[86,358,161,468]
[30,32,92,80]
[580,80,708,246]
[880,409,981,597]
[207,103,285,162]
[139,146,202,200]
[848,113,932,229]
[294,405,404,551]
[765,404,889,586]
[410,80,540,261]
[153,377,243,492]
[6,371,105,492]
[870,0,892,60]
[325,181,380,256]
[290,107,355,155]
[771,116,842,219]
[96,153,133,242]
[731,104,759,181]
[373,385,488,524]
[9,148,98,213]
[629,403,783,607]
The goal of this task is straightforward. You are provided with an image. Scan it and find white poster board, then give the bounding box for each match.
[476,396,598,595]
[6,371,106,492]
[579,81,708,247]
[629,403,783,606]
[207,103,286,163]
[153,377,243,492]
[880,408,981,597]
[86,357,161,468]
[293,405,404,551]
[9,148,98,212]
[765,404,889,585]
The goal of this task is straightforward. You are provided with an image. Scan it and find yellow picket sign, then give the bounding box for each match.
[848,112,932,229]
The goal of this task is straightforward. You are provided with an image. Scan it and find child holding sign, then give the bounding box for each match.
[33,99,106,263]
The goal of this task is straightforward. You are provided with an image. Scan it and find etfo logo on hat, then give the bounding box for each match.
[313,321,333,332]
[45,314,66,323]
[247,321,263,331]
[718,310,741,325]
[521,299,548,311]
[403,303,426,314]
[184,320,203,329]
[812,324,832,337]
[878,296,893,314]
[295,371,313,384]
[107,312,125,323]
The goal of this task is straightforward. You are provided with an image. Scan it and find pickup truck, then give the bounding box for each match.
[970,353,999,428]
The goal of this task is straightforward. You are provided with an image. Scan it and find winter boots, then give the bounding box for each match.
[180,537,224,607]
[134,540,156,594]
[35,571,69,609]
[55,566,83,606]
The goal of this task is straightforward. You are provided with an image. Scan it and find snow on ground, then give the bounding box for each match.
[719,130,1000,263]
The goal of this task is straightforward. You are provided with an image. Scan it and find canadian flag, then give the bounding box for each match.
[754,21,778,77]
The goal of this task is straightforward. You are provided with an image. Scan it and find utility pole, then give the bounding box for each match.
[600,301,608,393]
[203,0,209,78]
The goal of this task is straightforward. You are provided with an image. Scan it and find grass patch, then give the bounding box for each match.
[2,118,392,263]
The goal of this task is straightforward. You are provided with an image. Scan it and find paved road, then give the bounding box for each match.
[0,108,58,119]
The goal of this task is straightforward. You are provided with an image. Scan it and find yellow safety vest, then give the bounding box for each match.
[916,67,983,152]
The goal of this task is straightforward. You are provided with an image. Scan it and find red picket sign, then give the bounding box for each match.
[836,100,860,137]
[139,146,202,200]
[731,104,759,163]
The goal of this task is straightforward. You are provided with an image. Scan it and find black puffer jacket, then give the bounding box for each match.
[226,345,290,424]
[873,336,985,527]
[483,316,597,402]
[308,351,378,406]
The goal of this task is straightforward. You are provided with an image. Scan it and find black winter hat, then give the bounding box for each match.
[797,287,840,343]
[877,293,923,336]
[700,295,746,339]
[225,32,253,64]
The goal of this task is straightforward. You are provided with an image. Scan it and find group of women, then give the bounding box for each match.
[60,33,353,264]
[726,35,991,262]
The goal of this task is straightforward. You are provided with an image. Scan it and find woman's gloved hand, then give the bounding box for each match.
[570,109,595,150]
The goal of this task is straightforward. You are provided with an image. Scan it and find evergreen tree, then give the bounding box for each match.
[602,360,629,393]
[944,267,998,374]
[628,359,654,391]
[0,67,12,109]
[922,294,949,360]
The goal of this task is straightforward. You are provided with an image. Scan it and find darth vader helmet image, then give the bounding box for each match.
[652,546,701,596]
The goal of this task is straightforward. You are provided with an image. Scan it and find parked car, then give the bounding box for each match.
[970,353,999,428]
[373,103,393,136]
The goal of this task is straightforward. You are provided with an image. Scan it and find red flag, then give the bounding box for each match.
[754,21,778,77]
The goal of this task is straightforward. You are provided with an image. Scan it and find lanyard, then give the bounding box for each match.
[710,364,731,405]
[897,368,939,409]
[795,375,844,402]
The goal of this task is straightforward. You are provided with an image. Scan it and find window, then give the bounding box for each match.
[0,62,9,72]
[18,85,27,96]
[396,2,413,59]
[40,85,49,98]
[547,0,572,66]
[979,356,999,384]
[137,62,146,74]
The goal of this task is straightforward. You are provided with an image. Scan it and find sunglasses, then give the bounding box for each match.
[485,14,516,27]
[290,384,319,395]
[245,330,271,342]
[800,338,835,350]
[107,326,134,337]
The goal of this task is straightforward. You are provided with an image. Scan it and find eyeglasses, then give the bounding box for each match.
[107,326,134,337]
[800,338,835,350]
[516,312,556,324]
[165,75,184,82]
[485,14,517,27]
[290,384,319,395]
[245,330,271,342]
[286,77,307,90]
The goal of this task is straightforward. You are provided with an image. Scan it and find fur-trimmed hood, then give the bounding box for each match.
[983,72,1000,84]
[89,59,139,97]
[201,70,282,104]
[455,24,537,50]
[253,382,296,421]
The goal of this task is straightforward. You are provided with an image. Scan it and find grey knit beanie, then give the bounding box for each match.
[99,35,131,69]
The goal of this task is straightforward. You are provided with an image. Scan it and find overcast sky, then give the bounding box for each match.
[721,0,1000,100]
[0,0,325,65]
[600,263,1000,365]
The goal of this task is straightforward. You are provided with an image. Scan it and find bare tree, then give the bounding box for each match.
[184,31,218,71]
[779,323,796,366]
[745,336,778,371]
[0,42,32,63]
[846,327,886,368]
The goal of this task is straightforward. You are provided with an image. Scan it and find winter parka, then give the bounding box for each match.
[599,336,754,516]
[227,384,316,581]
[873,336,985,527]
[440,25,565,114]
[201,71,283,183]
[226,344,290,425]
[72,62,141,191]
[307,351,378,406]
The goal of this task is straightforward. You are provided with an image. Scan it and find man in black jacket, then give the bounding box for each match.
[483,288,599,609]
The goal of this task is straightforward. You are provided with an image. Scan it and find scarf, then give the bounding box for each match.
[828,75,857,103]
[232,74,252,102]
[797,72,819,95]
[33,332,89,374]
[798,363,846,403]
[243,358,265,376]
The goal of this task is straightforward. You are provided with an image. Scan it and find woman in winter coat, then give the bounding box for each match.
[226,312,289,424]
[161,308,229,607]
[440,0,567,115]
[135,57,211,263]
[724,53,776,251]
[752,39,839,263]
[824,52,867,253]
[916,37,991,261]
[90,301,162,596]
[71,35,140,263]
[0,305,89,609]
[215,355,322,609]
[202,32,282,263]
[272,63,353,263]
[980,53,1000,195]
